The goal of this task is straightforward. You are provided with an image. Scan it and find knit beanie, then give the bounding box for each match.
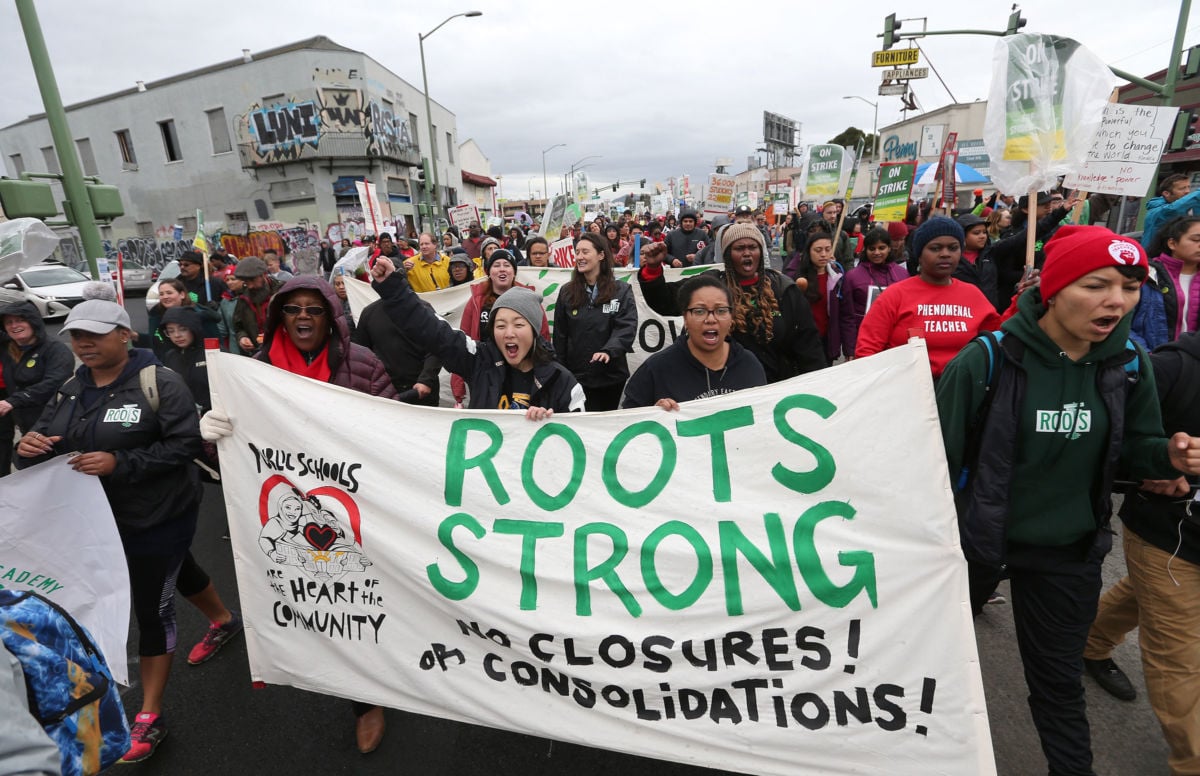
[910,216,964,258]
[492,287,545,330]
[485,248,518,276]
[1040,225,1147,301]
[886,221,908,242]
[480,236,502,255]
[719,222,767,260]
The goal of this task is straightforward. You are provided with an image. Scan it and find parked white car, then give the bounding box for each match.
[2,263,91,319]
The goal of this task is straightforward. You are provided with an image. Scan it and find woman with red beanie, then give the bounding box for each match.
[855,216,1001,378]
[937,224,1200,776]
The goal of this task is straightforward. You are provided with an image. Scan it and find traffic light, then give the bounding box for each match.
[882,13,901,50]
[594,188,601,197]
[1170,110,1200,152]
[0,178,56,218]
[1185,44,1200,79]
[1005,8,1027,35]
[86,184,124,220]
[640,179,646,188]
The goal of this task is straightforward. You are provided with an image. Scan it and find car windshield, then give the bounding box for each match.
[21,267,90,288]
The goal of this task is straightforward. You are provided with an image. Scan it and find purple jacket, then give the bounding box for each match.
[1159,254,1200,336]
[256,275,398,399]
[838,262,909,356]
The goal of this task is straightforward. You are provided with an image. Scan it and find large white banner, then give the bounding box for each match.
[208,344,995,775]
[0,458,131,684]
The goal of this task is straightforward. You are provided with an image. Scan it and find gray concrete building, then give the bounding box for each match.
[0,36,463,268]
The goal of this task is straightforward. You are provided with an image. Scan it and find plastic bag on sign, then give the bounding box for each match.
[983,33,1115,196]
[328,245,371,281]
[0,217,61,276]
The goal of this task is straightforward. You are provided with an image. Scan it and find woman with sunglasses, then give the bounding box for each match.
[199,276,397,753]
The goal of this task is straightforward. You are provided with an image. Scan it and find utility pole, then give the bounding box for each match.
[15,0,106,278]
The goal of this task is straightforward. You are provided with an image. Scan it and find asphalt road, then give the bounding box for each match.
[42,292,1174,775]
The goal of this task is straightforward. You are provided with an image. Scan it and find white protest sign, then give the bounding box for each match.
[704,174,736,221]
[208,344,994,775]
[1064,103,1181,196]
[449,204,481,234]
[0,458,130,685]
[549,237,577,268]
[538,195,572,239]
[354,180,386,236]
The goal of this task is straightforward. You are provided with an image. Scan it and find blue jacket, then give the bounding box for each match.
[1129,259,1179,352]
[1141,190,1200,249]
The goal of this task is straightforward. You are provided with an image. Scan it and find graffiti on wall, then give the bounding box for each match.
[240,83,416,165]
[247,99,322,162]
[365,100,413,158]
[102,238,194,269]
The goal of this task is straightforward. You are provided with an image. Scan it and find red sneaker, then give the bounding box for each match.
[187,611,243,665]
[120,712,167,763]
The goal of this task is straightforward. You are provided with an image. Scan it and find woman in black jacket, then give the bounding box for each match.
[15,300,213,764]
[369,256,585,416]
[622,274,766,409]
[553,232,638,410]
[0,301,73,477]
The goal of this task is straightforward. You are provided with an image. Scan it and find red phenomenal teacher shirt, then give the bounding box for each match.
[854,276,1002,378]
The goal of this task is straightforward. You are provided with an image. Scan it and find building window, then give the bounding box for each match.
[431,124,438,160]
[115,129,137,167]
[446,132,454,164]
[136,221,154,238]
[206,108,232,154]
[408,113,419,150]
[158,120,182,162]
[40,146,60,175]
[75,138,98,176]
[179,215,197,236]
[8,154,24,176]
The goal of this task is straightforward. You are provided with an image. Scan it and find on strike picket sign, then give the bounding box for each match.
[208,343,995,775]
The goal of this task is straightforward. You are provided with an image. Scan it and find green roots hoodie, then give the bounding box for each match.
[937,290,1177,547]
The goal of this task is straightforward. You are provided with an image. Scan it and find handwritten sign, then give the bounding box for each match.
[704,174,736,220]
[1064,103,1180,196]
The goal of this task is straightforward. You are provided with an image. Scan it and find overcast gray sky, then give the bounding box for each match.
[0,1,1192,197]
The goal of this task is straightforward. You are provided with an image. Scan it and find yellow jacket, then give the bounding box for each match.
[406,254,453,292]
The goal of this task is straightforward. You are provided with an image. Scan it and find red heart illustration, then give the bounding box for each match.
[303,523,338,551]
[257,474,363,546]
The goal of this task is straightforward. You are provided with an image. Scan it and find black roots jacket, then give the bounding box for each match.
[16,348,202,534]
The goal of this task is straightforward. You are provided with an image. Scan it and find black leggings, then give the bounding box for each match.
[126,550,187,656]
[176,552,211,598]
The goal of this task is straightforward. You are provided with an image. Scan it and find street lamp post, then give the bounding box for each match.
[419,10,482,229]
[842,95,880,161]
[565,155,602,201]
[542,143,565,204]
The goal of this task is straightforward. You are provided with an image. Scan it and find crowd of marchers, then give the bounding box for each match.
[2,173,1199,775]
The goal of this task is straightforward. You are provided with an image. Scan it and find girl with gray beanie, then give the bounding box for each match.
[368,256,584,417]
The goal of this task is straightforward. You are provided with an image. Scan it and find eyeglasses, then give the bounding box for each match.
[281,304,326,317]
[686,306,733,320]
